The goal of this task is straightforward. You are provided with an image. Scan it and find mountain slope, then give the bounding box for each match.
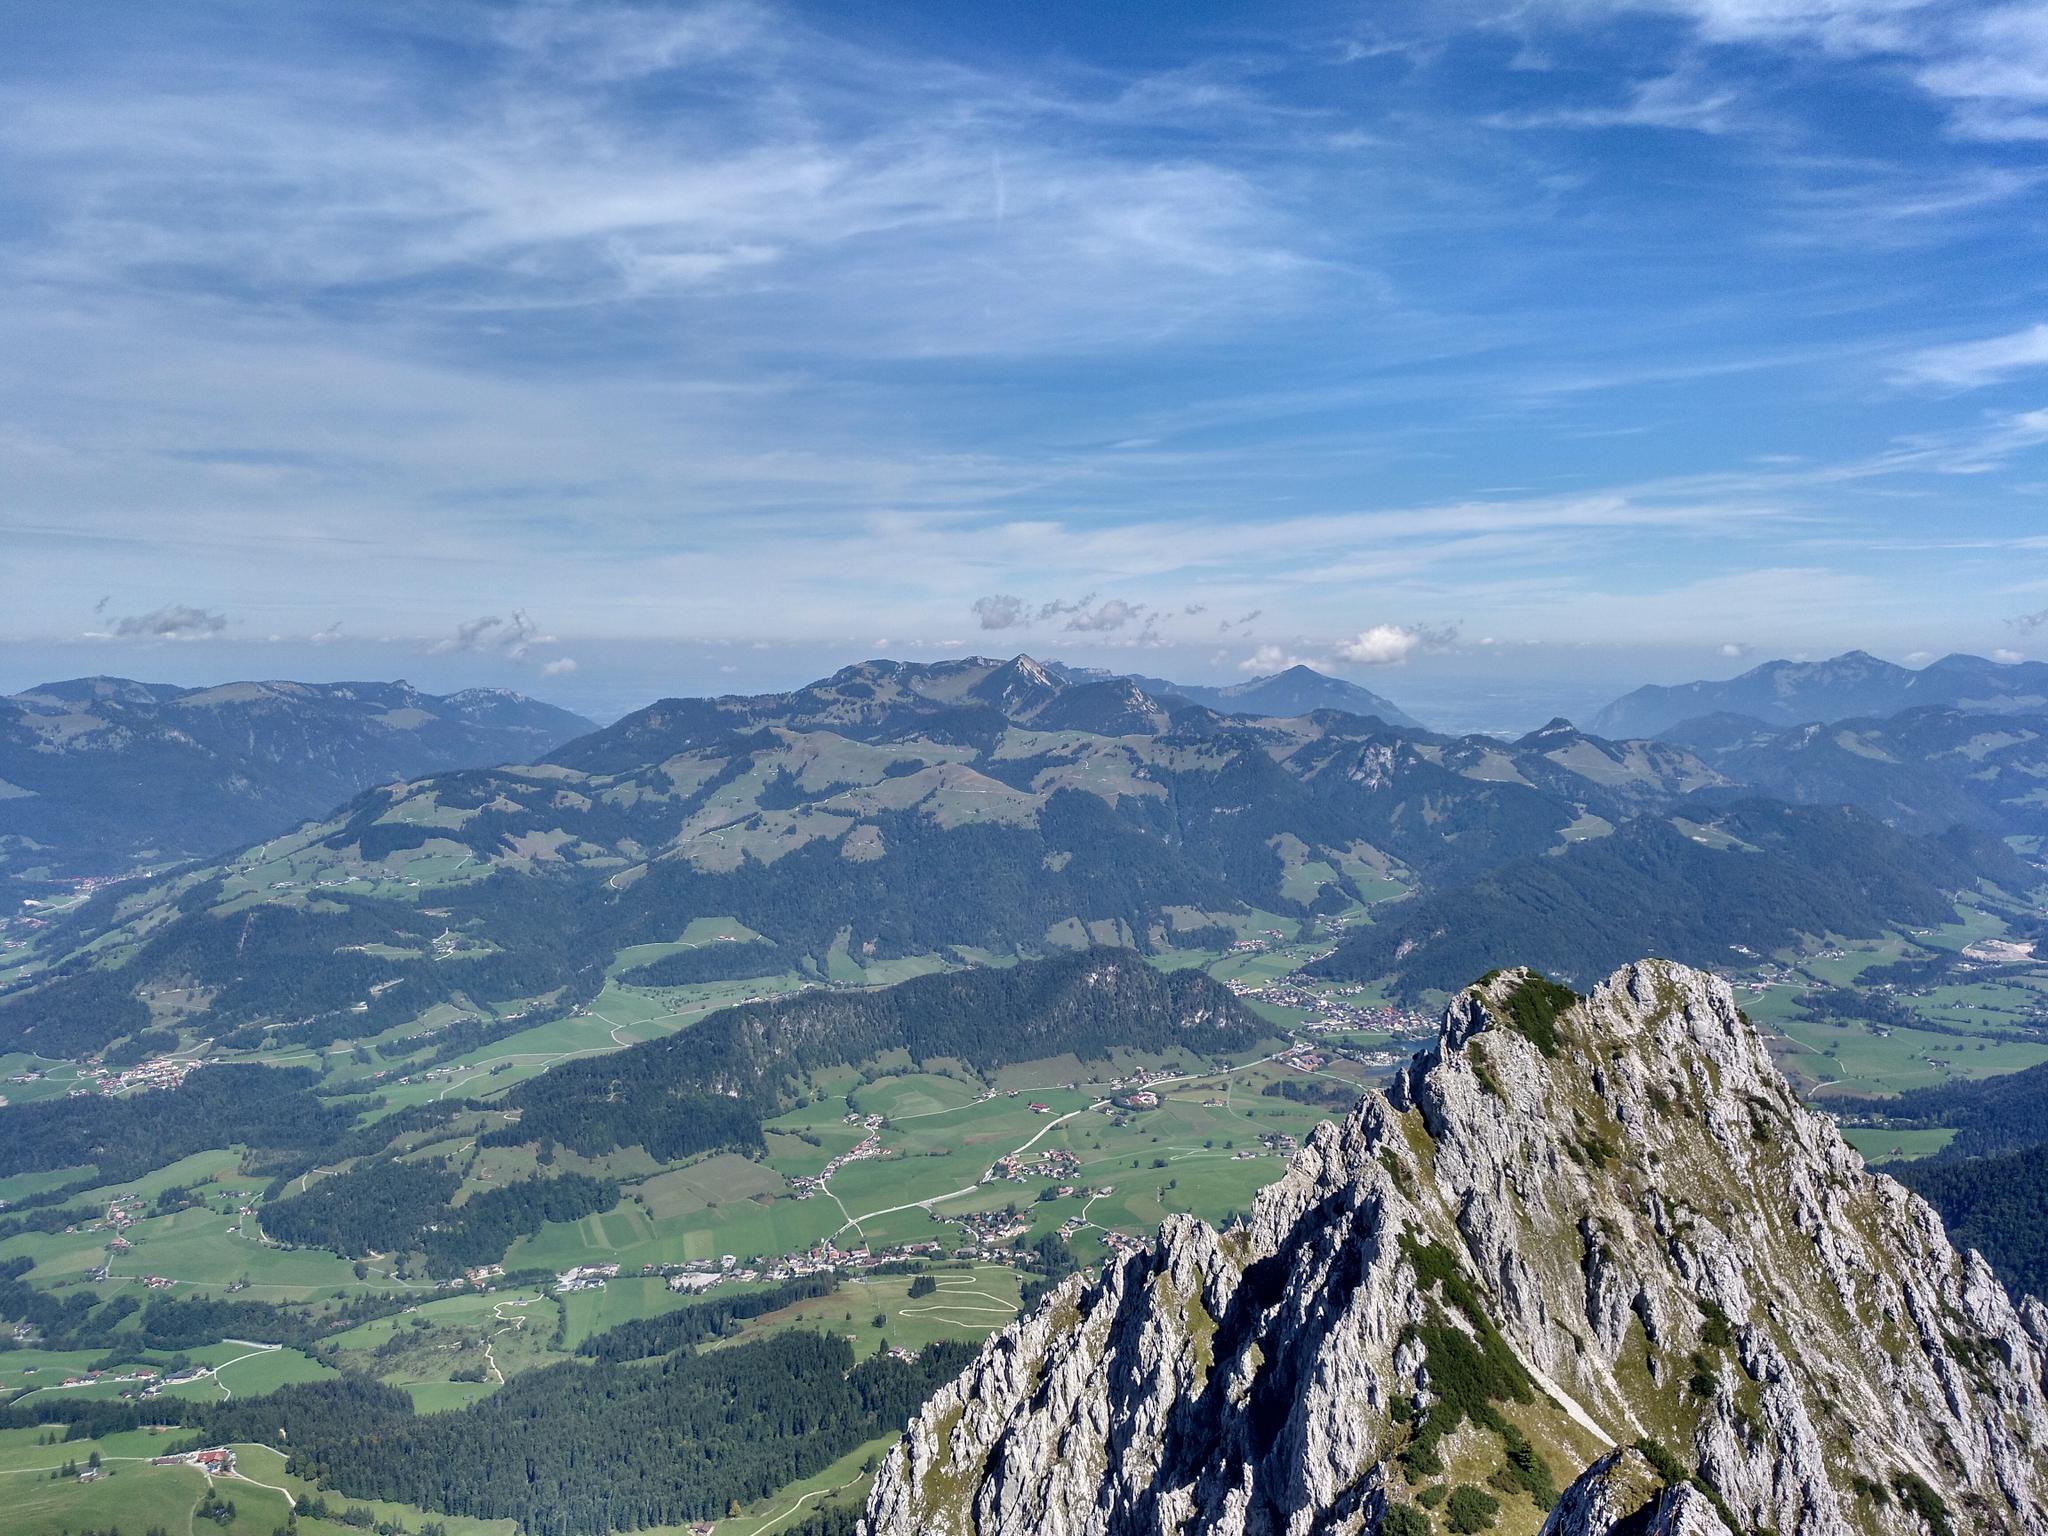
[0,676,593,881]
[1592,651,2048,738]
[1305,800,2024,999]
[863,962,2048,1536]
[1662,707,2048,839]
[1187,666,1426,729]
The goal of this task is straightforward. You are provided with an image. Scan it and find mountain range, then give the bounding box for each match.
[1591,650,2048,738]
[5,653,2037,1065]
[864,962,2048,1536]
[0,677,593,885]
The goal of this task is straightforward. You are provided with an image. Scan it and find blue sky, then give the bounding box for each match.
[2,0,2045,727]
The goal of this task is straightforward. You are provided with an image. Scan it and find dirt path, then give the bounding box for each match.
[742,1466,872,1536]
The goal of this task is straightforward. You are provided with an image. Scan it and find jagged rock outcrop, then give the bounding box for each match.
[863,961,2048,1536]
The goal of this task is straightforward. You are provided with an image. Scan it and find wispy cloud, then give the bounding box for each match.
[428,612,555,661]
[1898,323,2048,389]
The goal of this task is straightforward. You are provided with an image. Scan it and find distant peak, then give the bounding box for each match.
[1510,717,1582,750]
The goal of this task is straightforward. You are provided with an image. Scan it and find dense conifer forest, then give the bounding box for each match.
[261,1160,618,1274]
[195,1333,977,1534]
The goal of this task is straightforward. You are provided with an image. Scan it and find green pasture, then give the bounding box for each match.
[1841,1126,1958,1163]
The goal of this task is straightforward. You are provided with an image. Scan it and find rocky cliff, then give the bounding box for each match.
[862,961,2048,1535]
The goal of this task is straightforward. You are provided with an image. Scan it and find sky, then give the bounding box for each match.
[2,0,2046,729]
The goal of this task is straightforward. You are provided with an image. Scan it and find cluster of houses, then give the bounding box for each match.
[84,1053,203,1095]
[788,1114,886,1199]
[1244,978,1436,1041]
[554,1262,622,1293]
[983,1146,1080,1186]
[953,1209,1030,1246]
[1102,1064,1179,1094]
[45,1365,160,1390]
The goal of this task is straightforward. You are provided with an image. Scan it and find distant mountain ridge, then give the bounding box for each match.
[1591,649,2048,737]
[1659,705,2048,838]
[0,676,594,882]
[1055,659,1426,729]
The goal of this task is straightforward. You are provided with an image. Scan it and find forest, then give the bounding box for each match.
[1898,1143,2048,1300]
[0,1064,351,1181]
[197,1332,977,1534]
[1874,1058,2048,1159]
[262,1160,618,1274]
[493,948,1266,1160]
[574,1275,838,1361]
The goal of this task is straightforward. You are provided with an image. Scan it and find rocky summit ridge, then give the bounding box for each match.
[862,961,2048,1536]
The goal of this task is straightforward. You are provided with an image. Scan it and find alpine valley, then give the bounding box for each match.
[0,653,2045,1536]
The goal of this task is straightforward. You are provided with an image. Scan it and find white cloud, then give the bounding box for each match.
[1898,324,2048,389]
[1718,641,1750,657]
[430,613,535,656]
[1993,647,2026,662]
[1332,622,1457,666]
[1489,67,1746,134]
[541,656,579,676]
[1061,598,1147,633]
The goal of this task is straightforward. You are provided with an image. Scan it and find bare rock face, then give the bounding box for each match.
[862,961,2048,1536]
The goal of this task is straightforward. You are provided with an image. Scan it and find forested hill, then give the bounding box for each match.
[1306,800,2026,1000]
[497,949,1268,1161]
[0,675,592,882]
[1659,705,2048,839]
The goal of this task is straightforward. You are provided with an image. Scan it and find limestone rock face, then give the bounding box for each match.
[862,961,2048,1536]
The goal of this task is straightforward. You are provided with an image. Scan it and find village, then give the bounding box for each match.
[787,1112,886,1199]
[1230,974,1437,1041]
